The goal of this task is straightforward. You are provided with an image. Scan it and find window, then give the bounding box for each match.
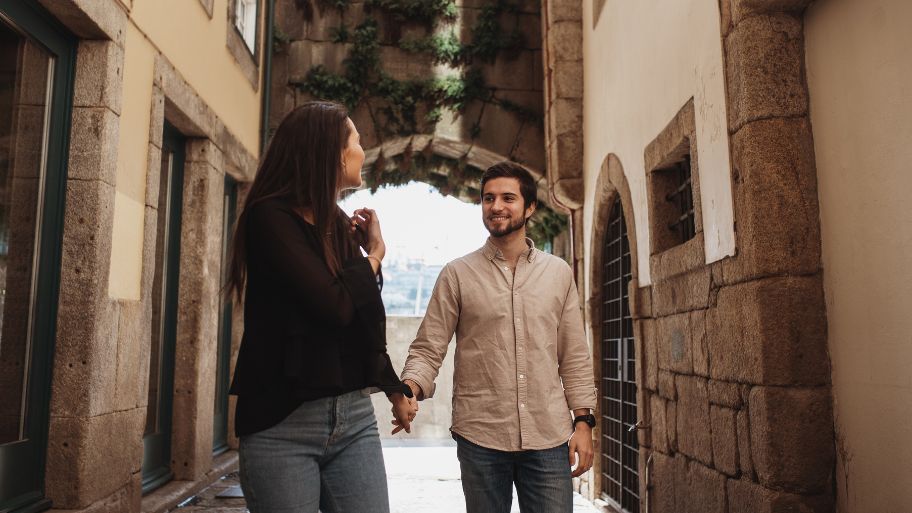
[661,154,696,246]
[234,0,258,55]
[142,123,186,494]
[645,98,704,272]
[600,197,639,513]
[0,2,74,511]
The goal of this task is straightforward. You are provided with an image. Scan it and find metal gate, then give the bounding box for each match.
[600,197,639,512]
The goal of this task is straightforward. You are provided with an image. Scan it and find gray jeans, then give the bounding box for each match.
[239,389,390,513]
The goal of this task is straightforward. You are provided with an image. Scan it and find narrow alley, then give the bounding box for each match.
[167,444,602,513]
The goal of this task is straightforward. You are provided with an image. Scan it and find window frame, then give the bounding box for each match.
[0,2,75,512]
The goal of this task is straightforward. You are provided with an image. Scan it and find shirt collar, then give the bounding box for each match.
[482,237,538,263]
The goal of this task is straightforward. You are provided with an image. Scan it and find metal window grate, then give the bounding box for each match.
[600,197,639,513]
[664,155,695,244]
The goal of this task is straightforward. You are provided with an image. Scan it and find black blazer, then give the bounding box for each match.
[229,197,409,436]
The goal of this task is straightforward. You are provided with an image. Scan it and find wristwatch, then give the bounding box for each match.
[573,414,596,428]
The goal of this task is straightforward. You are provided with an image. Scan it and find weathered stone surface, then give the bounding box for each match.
[725,13,807,131]
[51,178,118,418]
[676,375,712,465]
[707,276,830,385]
[39,0,127,44]
[546,0,583,22]
[719,0,733,36]
[546,21,583,63]
[725,117,821,282]
[749,386,835,493]
[666,399,678,452]
[658,370,676,401]
[737,408,756,480]
[690,309,709,377]
[651,266,711,317]
[68,107,120,185]
[727,478,834,513]
[171,160,225,481]
[656,312,692,374]
[649,232,705,281]
[145,144,163,208]
[74,40,124,114]
[275,0,306,40]
[650,394,669,454]
[711,405,739,477]
[113,301,149,412]
[380,46,437,82]
[551,59,582,99]
[650,451,676,513]
[148,87,165,150]
[288,40,350,82]
[552,133,583,180]
[674,455,726,513]
[547,98,582,137]
[509,120,546,172]
[45,408,144,508]
[636,388,651,448]
[638,319,658,391]
[731,0,814,23]
[709,380,742,408]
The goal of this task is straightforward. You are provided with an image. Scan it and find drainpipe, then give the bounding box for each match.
[548,185,578,283]
[259,0,276,154]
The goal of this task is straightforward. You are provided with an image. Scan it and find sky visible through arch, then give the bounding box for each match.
[339,181,489,316]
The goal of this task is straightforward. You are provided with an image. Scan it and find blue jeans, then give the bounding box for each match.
[239,389,389,513]
[454,434,573,513]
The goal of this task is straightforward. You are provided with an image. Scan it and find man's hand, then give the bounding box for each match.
[389,393,418,435]
[569,423,594,477]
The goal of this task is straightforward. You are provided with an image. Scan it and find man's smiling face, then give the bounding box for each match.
[481,177,535,238]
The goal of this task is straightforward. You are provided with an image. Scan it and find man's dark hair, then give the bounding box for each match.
[480,162,537,209]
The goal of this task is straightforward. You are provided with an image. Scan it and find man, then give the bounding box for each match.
[398,162,597,513]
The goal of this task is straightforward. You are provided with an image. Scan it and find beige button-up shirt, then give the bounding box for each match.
[401,238,597,451]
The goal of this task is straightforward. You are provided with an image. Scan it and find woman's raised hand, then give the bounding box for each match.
[350,207,386,261]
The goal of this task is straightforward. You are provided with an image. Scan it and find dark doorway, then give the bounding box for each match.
[142,123,186,494]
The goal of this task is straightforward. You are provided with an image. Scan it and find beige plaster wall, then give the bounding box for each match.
[108,0,262,299]
[805,1,912,511]
[580,1,733,288]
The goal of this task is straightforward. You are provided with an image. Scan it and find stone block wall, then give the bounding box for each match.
[272,0,546,176]
[577,1,837,511]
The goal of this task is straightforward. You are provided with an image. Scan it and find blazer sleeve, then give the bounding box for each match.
[246,200,382,328]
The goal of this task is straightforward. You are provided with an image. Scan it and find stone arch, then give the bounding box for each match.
[361,134,553,208]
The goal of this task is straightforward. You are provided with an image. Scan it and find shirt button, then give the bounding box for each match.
[515,317,520,322]
[519,374,525,379]
[520,403,525,408]
[503,266,508,271]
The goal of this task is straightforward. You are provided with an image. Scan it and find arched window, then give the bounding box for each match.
[600,196,639,513]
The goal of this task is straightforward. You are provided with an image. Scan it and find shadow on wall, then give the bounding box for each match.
[372,316,455,441]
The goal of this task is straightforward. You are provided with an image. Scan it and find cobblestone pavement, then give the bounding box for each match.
[171,444,601,513]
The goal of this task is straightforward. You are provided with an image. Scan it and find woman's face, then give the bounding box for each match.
[340,117,365,190]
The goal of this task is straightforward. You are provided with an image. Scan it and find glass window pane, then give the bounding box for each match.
[0,18,52,446]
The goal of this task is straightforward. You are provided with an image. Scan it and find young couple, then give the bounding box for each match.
[228,101,597,513]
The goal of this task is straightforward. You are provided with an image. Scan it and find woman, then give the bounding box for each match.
[226,101,417,513]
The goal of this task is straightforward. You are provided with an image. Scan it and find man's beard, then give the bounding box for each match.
[485,215,527,238]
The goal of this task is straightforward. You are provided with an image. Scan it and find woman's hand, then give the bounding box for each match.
[388,392,418,435]
[350,207,385,260]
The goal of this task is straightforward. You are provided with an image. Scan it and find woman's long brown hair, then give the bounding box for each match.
[225,101,353,301]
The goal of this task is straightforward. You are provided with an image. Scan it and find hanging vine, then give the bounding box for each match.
[282,0,565,247]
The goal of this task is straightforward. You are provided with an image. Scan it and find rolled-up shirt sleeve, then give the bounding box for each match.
[401,264,460,399]
[556,274,597,412]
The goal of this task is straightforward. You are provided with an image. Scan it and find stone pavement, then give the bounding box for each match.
[169,444,601,513]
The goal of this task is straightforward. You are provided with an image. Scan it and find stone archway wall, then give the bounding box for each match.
[270,0,546,179]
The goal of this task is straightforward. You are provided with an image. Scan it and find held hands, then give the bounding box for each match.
[389,393,419,435]
[569,423,594,477]
[349,207,385,260]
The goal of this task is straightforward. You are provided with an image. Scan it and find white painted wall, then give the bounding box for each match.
[581,0,733,290]
[805,0,912,511]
